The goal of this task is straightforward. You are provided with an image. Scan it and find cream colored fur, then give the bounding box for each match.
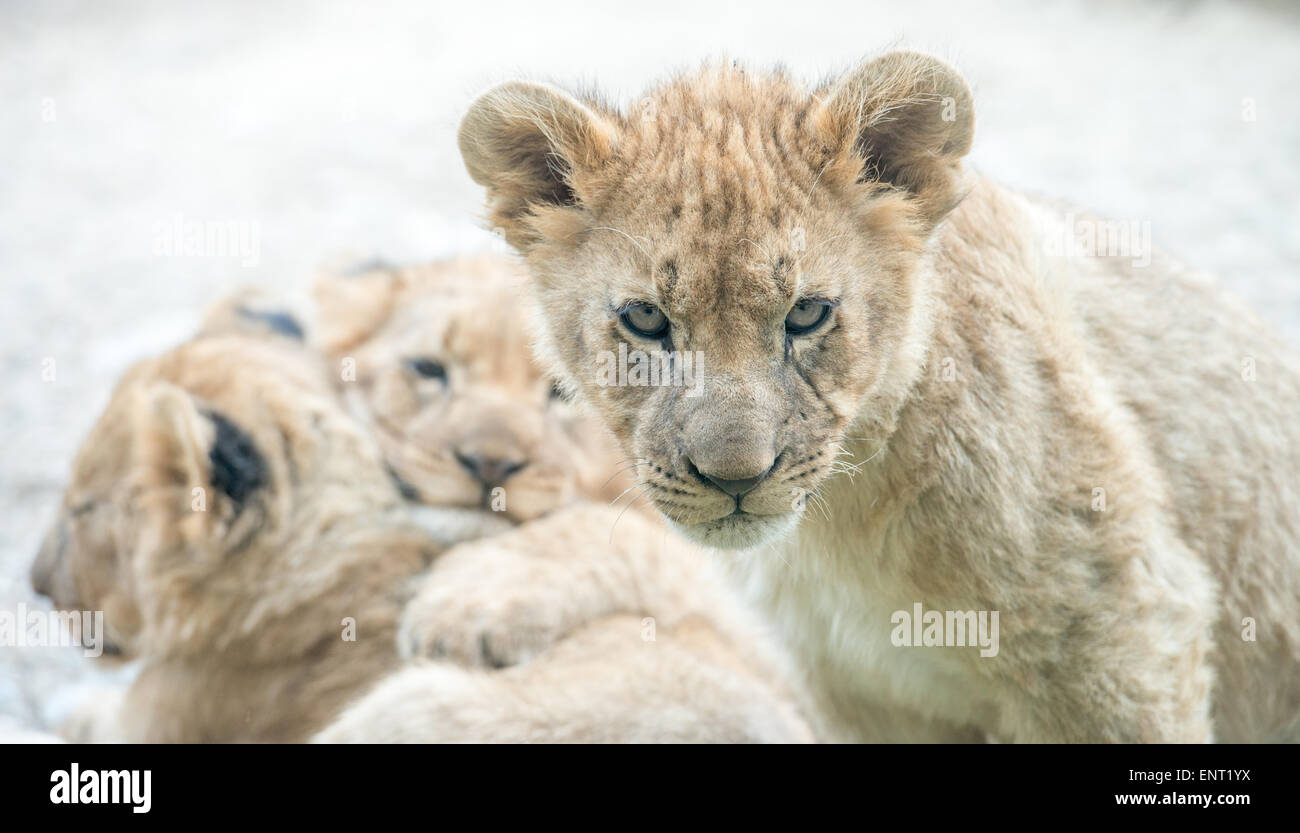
[312,257,818,742]
[313,255,632,524]
[457,51,1300,742]
[39,294,815,743]
[320,614,812,743]
[33,329,438,742]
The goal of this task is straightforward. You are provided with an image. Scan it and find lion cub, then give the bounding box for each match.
[32,327,438,742]
[312,254,632,533]
[457,52,1300,742]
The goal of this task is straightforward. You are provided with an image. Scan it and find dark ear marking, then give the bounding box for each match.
[387,466,421,502]
[236,306,306,341]
[202,409,268,506]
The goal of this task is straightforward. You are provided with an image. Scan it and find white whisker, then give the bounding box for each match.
[609,483,655,543]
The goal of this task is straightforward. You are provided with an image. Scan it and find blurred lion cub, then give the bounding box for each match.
[313,254,633,532]
[32,321,438,742]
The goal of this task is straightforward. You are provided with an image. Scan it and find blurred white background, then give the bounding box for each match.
[2,0,1298,732]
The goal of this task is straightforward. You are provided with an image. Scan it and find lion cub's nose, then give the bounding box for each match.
[30,555,53,599]
[31,522,64,599]
[690,459,775,498]
[455,450,527,487]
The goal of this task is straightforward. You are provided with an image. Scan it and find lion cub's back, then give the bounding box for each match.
[1011,186,1300,740]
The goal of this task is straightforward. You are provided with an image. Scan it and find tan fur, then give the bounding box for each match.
[318,615,813,743]
[458,51,1300,742]
[397,503,808,695]
[313,256,818,741]
[196,287,306,342]
[38,288,815,743]
[32,330,439,742]
[313,255,632,523]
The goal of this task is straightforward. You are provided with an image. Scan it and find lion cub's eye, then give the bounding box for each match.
[619,302,670,340]
[548,381,571,403]
[785,299,833,336]
[405,357,447,381]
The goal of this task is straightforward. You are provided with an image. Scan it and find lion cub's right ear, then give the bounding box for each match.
[458,82,619,249]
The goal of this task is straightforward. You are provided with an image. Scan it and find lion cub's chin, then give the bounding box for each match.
[669,511,802,551]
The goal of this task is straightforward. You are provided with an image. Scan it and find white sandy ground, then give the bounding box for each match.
[2,0,1298,736]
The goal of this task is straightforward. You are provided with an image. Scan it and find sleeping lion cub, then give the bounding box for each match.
[31,326,438,742]
[313,254,631,533]
[457,51,1300,742]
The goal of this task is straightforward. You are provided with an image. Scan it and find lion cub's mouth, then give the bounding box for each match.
[668,508,803,551]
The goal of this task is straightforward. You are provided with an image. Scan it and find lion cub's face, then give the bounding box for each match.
[32,400,142,658]
[315,257,630,525]
[458,53,975,548]
[31,333,391,659]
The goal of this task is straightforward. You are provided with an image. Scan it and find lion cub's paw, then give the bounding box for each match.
[400,589,562,668]
[399,548,577,668]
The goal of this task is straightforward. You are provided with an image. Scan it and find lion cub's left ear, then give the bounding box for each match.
[135,383,213,502]
[814,51,975,225]
[132,382,267,548]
